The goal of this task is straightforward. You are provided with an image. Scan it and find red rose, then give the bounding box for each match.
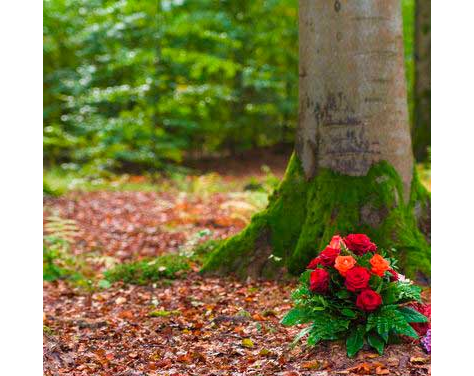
[356,289,383,312]
[345,266,371,292]
[410,303,431,335]
[309,269,330,293]
[319,246,340,266]
[307,257,321,269]
[388,269,398,281]
[343,234,377,255]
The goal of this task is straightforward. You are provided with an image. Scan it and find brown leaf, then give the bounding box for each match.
[376,365,390,375]
[347,362,373,375]
[302,360,320,369]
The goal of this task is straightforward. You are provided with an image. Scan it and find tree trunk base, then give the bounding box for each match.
[201,153,430,280]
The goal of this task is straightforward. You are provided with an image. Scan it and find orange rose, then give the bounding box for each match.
[370,254,390,276]
[334,255,356,276]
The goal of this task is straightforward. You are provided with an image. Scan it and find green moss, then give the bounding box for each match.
[104,254,190,285]
[202,154,311,279]
[202,153,430,279]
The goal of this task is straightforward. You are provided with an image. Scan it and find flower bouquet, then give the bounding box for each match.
[281,234,429,357]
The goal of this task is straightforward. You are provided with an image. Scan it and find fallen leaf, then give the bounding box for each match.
[302,360,320,369]
[177,353,192,363]
[149,309,180,317]
[115,297,127,305]
[366,353,379,358]
[347,362,373,375]
[376,365,390,375]
[252,313,265,321]
[387,358,399,366]
[259,348,271,356]
[410,356,429,364]
[241,338,254,348]
[118,310,134,319]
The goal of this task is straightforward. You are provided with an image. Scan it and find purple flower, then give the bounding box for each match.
[421,329,431,354]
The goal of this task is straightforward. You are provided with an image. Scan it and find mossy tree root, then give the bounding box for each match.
[201,153,430,280]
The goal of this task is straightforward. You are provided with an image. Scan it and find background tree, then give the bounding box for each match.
[412,0,431,161]
[43,0,298,174]
[203,0,430,279]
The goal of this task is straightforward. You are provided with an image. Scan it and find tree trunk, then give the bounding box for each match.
[413,0,431,161]
[202,0,430,280]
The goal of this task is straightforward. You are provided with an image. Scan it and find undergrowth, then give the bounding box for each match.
[103,238,220,285]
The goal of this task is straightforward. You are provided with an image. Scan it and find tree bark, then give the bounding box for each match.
[202,0,430,280]
[413,0,431,161]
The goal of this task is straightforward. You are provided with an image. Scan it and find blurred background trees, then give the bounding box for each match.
[43,0,428,176]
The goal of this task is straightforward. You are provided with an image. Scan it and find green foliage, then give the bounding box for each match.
[346,325,365,358]
[309,313,350,342]
[44,0,298,174]
[43,216,84,282]
[280,307,313,326]
[104,254,190,285]
[44,0,417,174]
[43,180,61,197]
[382,281,422,304]
[367,332,385,355]
[43,241,71,281]
[398,306,429,323]
[367,305,419,340]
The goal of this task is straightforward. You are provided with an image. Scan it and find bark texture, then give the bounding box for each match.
[413,0,431,161]
[202,0,430,280]
[297,0,413,200]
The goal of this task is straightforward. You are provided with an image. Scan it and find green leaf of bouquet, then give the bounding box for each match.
[280,307,312,326]
[392,321,419,338]
[398,306,428,323]
[396,282,422,302]
[382,282,422,304]
[357,253,373,267]
[341,308,357,318]
[346,325,365,358]
[367,332,385,355]
[367,305,419,340]
[369,275,383,292]
[336,289,351,300]
[307,330,322,346]
[310,313,350,341]
[382,283,399,304]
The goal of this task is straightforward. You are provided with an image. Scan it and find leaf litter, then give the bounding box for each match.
[44,189,430,375]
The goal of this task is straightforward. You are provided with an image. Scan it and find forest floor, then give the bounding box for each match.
[43,152,431,376]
